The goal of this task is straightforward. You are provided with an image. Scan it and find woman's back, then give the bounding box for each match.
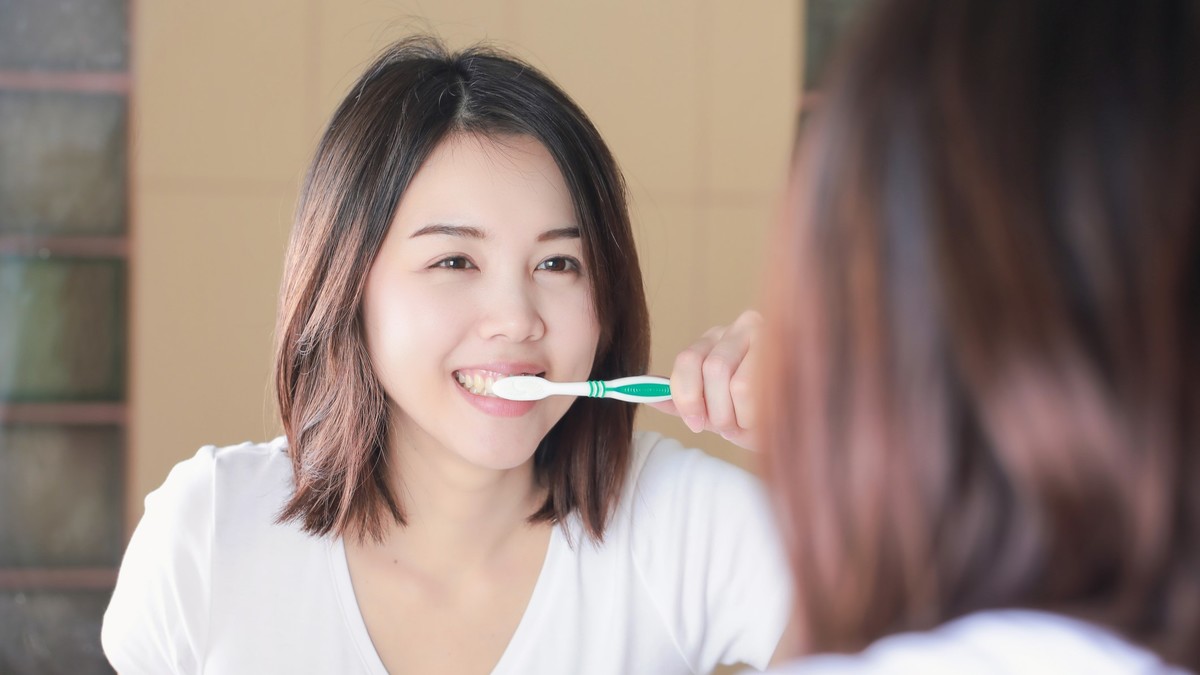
[759,0,1200,670]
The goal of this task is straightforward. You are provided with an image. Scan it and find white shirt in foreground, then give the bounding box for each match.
[765,609,1193,675]
[102,431,791,674]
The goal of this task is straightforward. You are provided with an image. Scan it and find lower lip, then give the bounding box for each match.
[454,378,537,417]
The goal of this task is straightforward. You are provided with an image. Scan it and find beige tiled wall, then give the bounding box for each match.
[130,0,800,519]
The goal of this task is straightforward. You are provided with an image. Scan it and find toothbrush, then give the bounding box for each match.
[491,375,672,403]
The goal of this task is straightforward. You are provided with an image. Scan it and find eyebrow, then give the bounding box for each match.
[408,224,580,242]
[537,227,581,242]
[409,224,486,239]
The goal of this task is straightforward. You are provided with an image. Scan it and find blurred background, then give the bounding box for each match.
[0,0,867,671]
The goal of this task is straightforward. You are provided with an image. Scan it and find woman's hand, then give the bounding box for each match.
[648,310,763,451]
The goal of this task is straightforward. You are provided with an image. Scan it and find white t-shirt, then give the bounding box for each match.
[102,431,791,674]
[764,610,1192,675]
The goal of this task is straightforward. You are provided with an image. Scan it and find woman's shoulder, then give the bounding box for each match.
[619,430,783,585]
[185,435,291,476]
[103,437,312,671]
[159,436,292,498]
[144,436,294,538]
[619,427,768,528]
[768,610,1189,675]
[627,430,765,508]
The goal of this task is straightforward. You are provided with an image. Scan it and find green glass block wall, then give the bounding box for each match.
[0,590,113,674]
[0,91,129,236]
[0,259,125,402]
[0,0,129,72]
[0,427,124,567]
[0,1,129,673]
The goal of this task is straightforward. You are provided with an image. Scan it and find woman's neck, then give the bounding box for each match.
[376,433,548,578]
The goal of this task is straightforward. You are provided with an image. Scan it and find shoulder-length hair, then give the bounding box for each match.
[274,37,649,544]
[761,0,1199,668]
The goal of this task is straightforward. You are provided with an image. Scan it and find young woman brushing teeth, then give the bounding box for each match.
[102,37,790,674]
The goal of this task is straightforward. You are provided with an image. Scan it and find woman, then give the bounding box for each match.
[103,38,791,673]
[760,0,1198,672]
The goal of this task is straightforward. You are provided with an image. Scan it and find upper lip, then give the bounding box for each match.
[452,362,547,377]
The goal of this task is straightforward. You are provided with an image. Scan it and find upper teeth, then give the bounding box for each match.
[456,371,493,396]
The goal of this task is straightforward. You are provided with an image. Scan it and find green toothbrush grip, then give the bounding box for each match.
[590,376,673,403]
[610,382,672,397]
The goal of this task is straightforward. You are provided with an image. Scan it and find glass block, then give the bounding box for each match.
[0,258,125,402]
[805,0,874,89]
[0,426,124,567]
[0,590,114,675]
[0,91,128,236]
[0,0,128,71]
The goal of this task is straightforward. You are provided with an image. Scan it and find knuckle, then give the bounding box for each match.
[702,354,735,380]
[729,372,755,401]
[676,348,705,371]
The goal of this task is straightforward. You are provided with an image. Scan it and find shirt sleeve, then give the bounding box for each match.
[631,434,794,673]
[101,446,216,674]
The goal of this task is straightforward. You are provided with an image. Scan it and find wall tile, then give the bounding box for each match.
[131,188,289,512]
[705,2,800,195]
[630,194,705,363]
[703,200,776,321]
[134,0,310,185]
[517,0,703,195]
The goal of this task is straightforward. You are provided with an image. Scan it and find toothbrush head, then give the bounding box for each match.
[491,375,550,401]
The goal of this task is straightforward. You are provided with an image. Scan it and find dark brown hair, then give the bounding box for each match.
[761,0,1199,667]
[274,37,649,543]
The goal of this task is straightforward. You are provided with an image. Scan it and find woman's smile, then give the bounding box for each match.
[451,363,548,417]
[453,366,545,398]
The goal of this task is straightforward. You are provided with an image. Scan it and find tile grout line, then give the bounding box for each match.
[695,0,714,330]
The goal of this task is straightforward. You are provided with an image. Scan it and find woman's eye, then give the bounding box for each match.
[536,256,582,273]
[432,256,475,270]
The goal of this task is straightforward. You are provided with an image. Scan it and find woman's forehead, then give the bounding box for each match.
[390,132,578,239]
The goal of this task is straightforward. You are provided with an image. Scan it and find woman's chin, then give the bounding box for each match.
[453,443,539,472]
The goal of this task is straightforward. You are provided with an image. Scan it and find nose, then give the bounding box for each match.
[477,277,546,343]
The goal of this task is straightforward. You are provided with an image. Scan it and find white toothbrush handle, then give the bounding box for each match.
[549,381,592,398]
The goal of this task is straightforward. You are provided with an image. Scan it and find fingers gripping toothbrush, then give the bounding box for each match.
[491,375,672,403]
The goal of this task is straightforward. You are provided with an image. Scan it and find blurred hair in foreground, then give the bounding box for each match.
[761,0,1199,668]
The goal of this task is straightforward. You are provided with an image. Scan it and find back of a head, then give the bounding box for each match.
[761,0,1199,667]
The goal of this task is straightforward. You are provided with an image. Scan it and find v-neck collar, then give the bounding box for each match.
[328,522,563,674]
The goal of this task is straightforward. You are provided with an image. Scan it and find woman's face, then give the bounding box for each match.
[362,133,600,471]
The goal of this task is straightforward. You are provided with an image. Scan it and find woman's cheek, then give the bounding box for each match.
[557,287,600,375]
